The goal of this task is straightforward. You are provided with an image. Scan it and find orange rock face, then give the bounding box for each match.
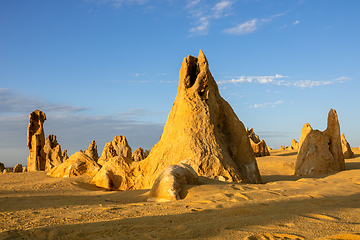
[295,109,345,176]
[247,128,270,157]
[27,110,47,172]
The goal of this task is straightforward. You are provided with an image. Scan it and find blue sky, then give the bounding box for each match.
[1,0,359,167]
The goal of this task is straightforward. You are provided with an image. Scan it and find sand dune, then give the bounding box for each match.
[1,148,360,239]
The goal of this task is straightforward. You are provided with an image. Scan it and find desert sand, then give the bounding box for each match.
[1,148,359,239]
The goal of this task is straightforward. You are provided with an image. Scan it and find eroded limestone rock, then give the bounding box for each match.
[247,128,270,157]
[27,110,46,171]
[98,136,132,165]
[147,162,198,202]
[0,162,4,173]
[295,109,345,176]
[341,134,355,159]
[13,163,23,173]
[290,139,299,150]
[93,50,262,191]
[132,147,145,162]
[85,140,99,162]
[47,151,100,178]
[92,156,135,190]
[44,135,64,171]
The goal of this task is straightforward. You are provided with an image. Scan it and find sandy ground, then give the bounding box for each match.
[1,148,360,240]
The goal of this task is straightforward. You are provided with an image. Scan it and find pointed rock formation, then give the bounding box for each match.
[27,110,47,171]
[62,150,68,161]
[47,151,100,178]
[147,162,198,202]
[290,139,299,150]
[341,134,355,159]
[295,109,345,176]
[247,128,270,157]
[13,164,23,173]
[132,147,145,162]
[44,135,64,171]
[98,136,132,165]
[93,50,261,190]
[85,140,99,162]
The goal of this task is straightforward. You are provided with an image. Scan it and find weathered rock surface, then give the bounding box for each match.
[341,134,355,159]
[62,150,68,161]
[247,128,270,157]
[98,136,132,165]
[93,50,262,191]
[147,162,198,202]
[132,147,145,162]
[44,135,64,171]
[27,110,47,171]
[22,166,27,172]
[47,151,100,178]
[85,140,99,162]
[290,139,299,150]
[0,162,4,173]
[13,164,23,173]
[92,156,135,190]
[295,109,345,176]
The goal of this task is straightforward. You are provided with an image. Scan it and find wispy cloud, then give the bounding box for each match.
[249,100,284,109]
[223,13,285,35]
[217,75,351,88]
[293,20,300,25]
[0,88,87,115]
[104,0,149,8]
[188,0,235,36]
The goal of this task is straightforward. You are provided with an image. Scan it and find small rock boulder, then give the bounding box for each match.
[92,156,135,190]
[13,164,23,173]
[132,147,145,162]
[147,162,198,202]
[341,134,354,159]
[47,151,100,178]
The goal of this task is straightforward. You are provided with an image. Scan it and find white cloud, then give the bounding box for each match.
[293,20,300,25]
[106,0,148,8]
[223,19,258,35]
[218,75,351,89]
[188,0,235,36]
[249,100,284,109]
[223,12,286,35]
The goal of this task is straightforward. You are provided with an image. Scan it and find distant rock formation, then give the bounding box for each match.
[92,50,261,191]
[85,140,99,162]
[290,139,299,150]
[341,134,355,159]
[13,164,23,173]
[280,146,286,150]
[27,110,47,171]
[98,136,132,165]
[247,128,270,157]
[44,135,64,171]
[132,147,145,162]
[147,162,198,202]
[0,162,4,173]
[47,151,100,178]
[62,150,68,161]
[295,109,345,176]
[22,166,27,172]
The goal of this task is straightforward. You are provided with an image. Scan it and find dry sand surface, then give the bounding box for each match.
[1,148,360,240]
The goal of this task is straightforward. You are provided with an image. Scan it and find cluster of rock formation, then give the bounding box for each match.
[27,110,67,172]
[247,128,270,157]
[90,50,262,193]
[295,109,345,176]
[47,50,262,198]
